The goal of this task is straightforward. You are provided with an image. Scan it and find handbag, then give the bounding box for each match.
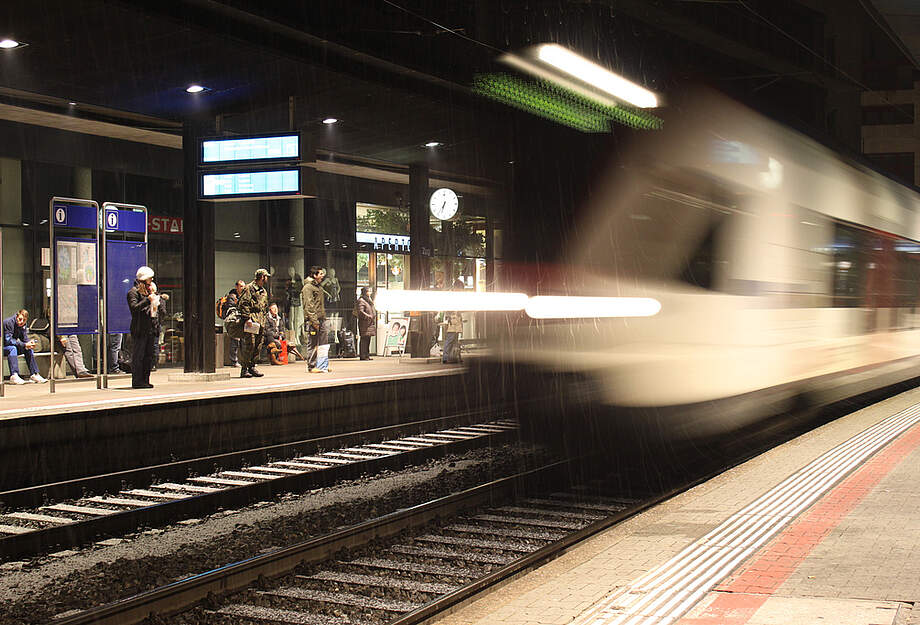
[224,308,244,339]
[244,319,261,334]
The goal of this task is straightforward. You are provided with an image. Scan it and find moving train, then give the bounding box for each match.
[485,90,920,441]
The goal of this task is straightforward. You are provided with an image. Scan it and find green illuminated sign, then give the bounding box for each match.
[472,73,662,132]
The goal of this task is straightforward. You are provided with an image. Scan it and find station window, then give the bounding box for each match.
[861,105,914,126]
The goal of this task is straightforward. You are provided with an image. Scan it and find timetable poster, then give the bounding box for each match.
[58,285,78,326]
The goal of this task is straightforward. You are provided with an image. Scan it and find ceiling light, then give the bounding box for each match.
[186,84,207,94]
[322,118,338,124]
[68,102,76,106]
[424,141,442,148]
[232,232,241,238]
[537,44,658,108]
[0,39,24,49]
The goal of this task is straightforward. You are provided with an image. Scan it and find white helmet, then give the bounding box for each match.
[136,266,154,281]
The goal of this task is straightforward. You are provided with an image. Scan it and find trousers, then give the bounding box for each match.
[240,331,263,369]
[131,332,156,387]
[4,344,38,377]
[359,335,372,360]
[62,335,89,376]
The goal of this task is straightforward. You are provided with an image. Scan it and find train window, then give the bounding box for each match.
[831,222,868,307]
[596,171,735,289]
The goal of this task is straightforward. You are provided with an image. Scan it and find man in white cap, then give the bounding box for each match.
[126,265,158,389]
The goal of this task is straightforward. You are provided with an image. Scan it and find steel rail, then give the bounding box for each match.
[0,410,517,560]
[53,460,574,625]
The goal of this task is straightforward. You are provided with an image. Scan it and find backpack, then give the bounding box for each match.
[216,295,231,319]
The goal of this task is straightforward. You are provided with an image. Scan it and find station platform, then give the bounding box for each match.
[0,358,479,492]
[0,357,459,420]
[435,385,920,625]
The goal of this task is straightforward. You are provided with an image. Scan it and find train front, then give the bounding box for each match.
[476,91,817,448]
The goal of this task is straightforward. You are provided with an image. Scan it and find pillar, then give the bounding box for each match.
[183,118,216,373]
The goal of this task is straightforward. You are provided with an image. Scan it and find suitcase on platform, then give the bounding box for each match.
[337,329,357,358]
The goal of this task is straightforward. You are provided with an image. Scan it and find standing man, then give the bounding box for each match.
[127,266,158,389]
[60,335,93,378]
[3,309,47,384]
[356,286,376,361]
[226,279,245,367]
[440,279,465,364]
[302,266,330,373]
[238,268,270,379]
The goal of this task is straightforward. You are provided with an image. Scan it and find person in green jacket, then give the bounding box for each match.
[301,265,331,373]
[238,268,270,379]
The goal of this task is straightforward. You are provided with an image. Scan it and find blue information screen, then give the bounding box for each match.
[201,134,299,163]
[201,169,301,198]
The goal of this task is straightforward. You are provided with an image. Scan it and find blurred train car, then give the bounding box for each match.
[483,90,920,446]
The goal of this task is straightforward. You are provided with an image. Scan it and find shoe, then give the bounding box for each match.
[240,369,253,379]
[109,368,124,375]
[249,367,264,378]
[30,374,48,384]
[230,361,239,368]
[9,373,26,385]
[144,383,154,389]
[132,383,154,389]
[326,368,333,373]
[76,372,94,379]
[309,368,323,373]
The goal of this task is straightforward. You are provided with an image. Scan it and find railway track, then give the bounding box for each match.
[52,459,669,625]
[0,414,519,561]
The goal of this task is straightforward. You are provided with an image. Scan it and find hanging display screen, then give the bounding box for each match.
[200,169,302,200]
[201,133,300,164]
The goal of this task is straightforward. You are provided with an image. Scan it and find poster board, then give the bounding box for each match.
[105,240,147,333]
[54,237,98,334]
[383,316,409,355]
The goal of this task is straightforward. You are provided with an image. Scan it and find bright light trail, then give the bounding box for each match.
[537,44,658,108]
[375,290,529,313]
[374,290,661,318]
[0,39,22,49]
[525,296,661,318]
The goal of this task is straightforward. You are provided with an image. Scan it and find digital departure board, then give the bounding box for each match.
[201,133,300,164]
[200,169,302,200]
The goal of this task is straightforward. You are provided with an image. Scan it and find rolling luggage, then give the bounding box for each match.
[337,329,357,358]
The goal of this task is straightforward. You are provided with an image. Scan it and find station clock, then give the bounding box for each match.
[429,187,459,220]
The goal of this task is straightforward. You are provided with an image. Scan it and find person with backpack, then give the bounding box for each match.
[302,266,331,373]
[217,280,245,367]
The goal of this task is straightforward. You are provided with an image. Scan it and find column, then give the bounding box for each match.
[183,118,216,373]
[408,164,431,357]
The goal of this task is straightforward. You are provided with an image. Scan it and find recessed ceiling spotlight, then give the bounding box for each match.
[185,84,207,94]
[68,102,76,106]
[424,141,442,148]
[0,39,25,49]
[232,232,241,238]
[322,117,338,124]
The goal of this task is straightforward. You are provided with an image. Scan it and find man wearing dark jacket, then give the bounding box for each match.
[3,309,47,384]
[301,266,329,372]
[238,268,270,379]
[127,266,158,389]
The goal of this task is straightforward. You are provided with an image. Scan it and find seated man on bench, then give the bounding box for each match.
[3,309,48,384]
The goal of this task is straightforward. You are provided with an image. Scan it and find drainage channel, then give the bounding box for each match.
[0,418,518,560]
[52,460,662,625]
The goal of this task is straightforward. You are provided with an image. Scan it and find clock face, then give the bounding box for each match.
[429,188,459,220]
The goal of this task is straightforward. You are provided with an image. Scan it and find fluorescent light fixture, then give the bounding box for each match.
[525,296,661,319]
[68,102,76,106]
[0,39,23,49]
[536,44,658,108]
[375,290,528,313]
[186,84,207,93]
[424,141,442,148]
[322,117,338,124]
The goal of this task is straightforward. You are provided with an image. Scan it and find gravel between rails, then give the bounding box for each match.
[0,443,549,625]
